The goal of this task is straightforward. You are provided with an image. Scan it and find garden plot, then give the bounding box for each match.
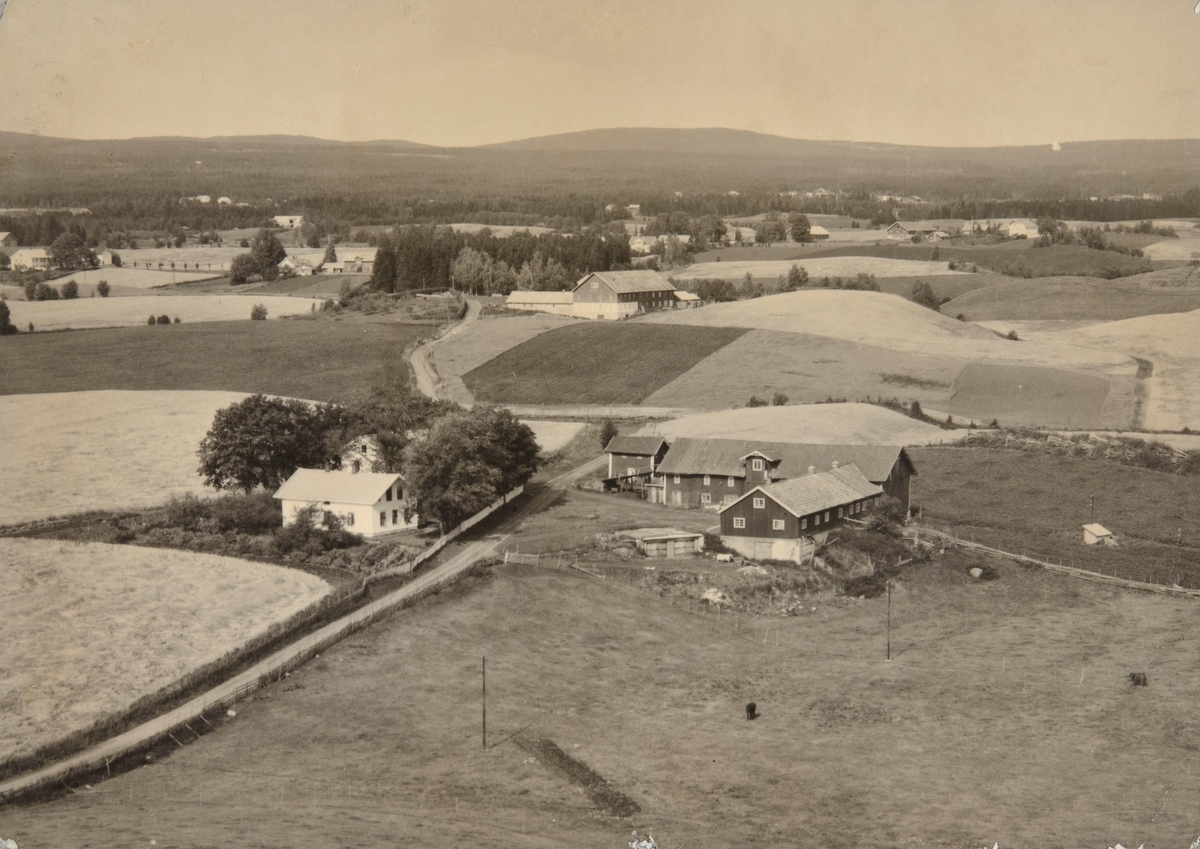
[638,402,955,445]
[0,538,330,762]
[7,293,324,331]
[0,390,248,525]
[669,257,967,282]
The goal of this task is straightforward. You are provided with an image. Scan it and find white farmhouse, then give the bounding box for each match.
[273,214,304,229]
[9,248,52,271]
[274,468,418,537]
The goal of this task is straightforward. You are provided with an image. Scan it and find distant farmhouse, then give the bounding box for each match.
[718,463,882,563]
[279,255,315,276]
[273,214,304,229]
[505,270,695,320]
[94,249,117,266]
[9,248,52,271]
[643,438,916,515]
[274,468,417,537]
[0,232,17,249]
[629,234,692,255]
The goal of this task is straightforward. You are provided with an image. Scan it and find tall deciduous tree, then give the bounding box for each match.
[49,233,98,270]
[0,300,17,335]
[909,280,940,311]
[229,253,257,285]
[197,395,346,493]
[250,229,287,280]
[788,213,812,243]
[403,406,540,533]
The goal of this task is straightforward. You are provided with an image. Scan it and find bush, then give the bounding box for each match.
[771,392,789,406]
[0,300,17,335]
[163,493,211,531]
[148,314,156,325]
[1006,330,1019,341]
[746,395,768,407]
[274,504,362,555]
[60,280,79,299]
[210,491,282,534]
[250,304,268,320]
[96,280,110,297]
[156,314,171,325]
[173,316,182,324]
[598,418,619,450]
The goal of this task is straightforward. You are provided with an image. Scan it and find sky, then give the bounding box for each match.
[0,0,1196,148]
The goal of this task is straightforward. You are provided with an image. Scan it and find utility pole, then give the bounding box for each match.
[481,655,487,750]
[886,580,892,662]
[1090,494,1095,525]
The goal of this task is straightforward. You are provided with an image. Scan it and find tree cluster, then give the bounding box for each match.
[230,229,287,284]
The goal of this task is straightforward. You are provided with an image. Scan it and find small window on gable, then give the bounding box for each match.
[386,487,393,501]
[591,280,598,288]
[752,458,764,471]
[772,519,785,530]
[703,475,711,486]
[727,476,735,487]
[733,517,746,529]
[753,497,765,509]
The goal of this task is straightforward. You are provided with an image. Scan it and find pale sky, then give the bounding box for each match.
[0,0,1196,148]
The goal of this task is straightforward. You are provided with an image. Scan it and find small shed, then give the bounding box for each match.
[1082,523,1114,545]
[617,527,704,559]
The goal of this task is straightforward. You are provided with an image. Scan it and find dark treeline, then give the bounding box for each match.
[368,226,632,294]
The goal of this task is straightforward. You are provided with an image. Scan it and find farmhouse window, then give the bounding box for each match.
[733,517,746,529]
[380,512,386,526]
[753,497,765,509]
[772,519,785,530]
[674,475,681,484]
[346,514,355,526]
[801,518,807,529]
[701,493,711,504]
[825,511,831,522]
[838,507,843,518]
[727,477,735,487]
[723,495,737,505]
[752,459,764,471]
[386,488,393,501]
[814,514,820,526]
[703,475,711,486]
[392,510,399,524]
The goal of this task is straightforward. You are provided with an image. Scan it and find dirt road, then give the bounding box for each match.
[410,296,482,400]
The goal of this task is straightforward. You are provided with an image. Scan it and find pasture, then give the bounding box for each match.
[637,402,955,446]
[464,323,748,405]
[0,391,247,525]
[0,320,429,401]
[6,555,1199,847]
[1142,236,1200,261]
[522,420,586,454]
[670,256,967,282]
[948,364,1113,429]
[640,329,965,412]
[943,275,1200,321]
[910,446,1200,587]
[0,538,330,763]
[15,266,218,294]
[6,294,324,331]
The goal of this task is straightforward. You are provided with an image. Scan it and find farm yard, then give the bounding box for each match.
[5,556,1198,848]
[0,538,330,764]
[638,402,956,446]
[0,391,249,525]
[5,293,324,331]
[465,322,748,406]
[0,320,430,400]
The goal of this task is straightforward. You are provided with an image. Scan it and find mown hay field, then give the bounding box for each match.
[0,538,330,763]
[942,276,1200,321]
[6,294,324,331]
[0,320,430,400]
[7,554,1199,847]
[0,391,247,525]
[637,402,956,446]
[670,256,968,282]
[948,364,1114,429]
[910,445,1200,587]
[465,323,748,405]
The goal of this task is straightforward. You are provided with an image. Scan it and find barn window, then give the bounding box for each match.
[674,475,681,484]
[701,493,711,504]
[838,507,843,518]
[752,458,764,471]
[380,512,386,525]
[753,497,765,509]
[703,475,711,486]
[591,281,598,289]
[801,517,807,529]
[392,509,399,524]
[813,514,820,526]
[733,517,746,529]
[772,519,785,530]
[723,495,737,505]
[727,477,735,487]
[825,511,831,522]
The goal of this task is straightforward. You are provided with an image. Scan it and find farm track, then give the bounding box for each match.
[410,296,482,400]
[0,451,605,803]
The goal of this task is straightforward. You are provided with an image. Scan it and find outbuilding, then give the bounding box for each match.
[1082,523,1114,546]
[617,527,705,559]
[274,468,417,537]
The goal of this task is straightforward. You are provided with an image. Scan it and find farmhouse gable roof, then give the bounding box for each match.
[657,438,914,483]
[720,464,881,517]
[605,435,668,456]
[274,468,401,506]
[574,270,674,295]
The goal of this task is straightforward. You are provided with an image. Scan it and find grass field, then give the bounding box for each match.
[636,402,956,445]
[0,391,248,524]
[1142,236,1200,261]
[670,257,967,283]
[0,319,430,401]
[522,420,586,454]
[6,547,1199,847]
[0,538,330,763]
[6,294,324,331]
[641,329,966,411]
[910,446,1200,587]
[465,323,748,405]
[942,276,1200,321]
[9,267,219,295]
[948,364,1113,428]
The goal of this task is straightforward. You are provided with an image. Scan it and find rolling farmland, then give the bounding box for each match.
[6,294,324,331]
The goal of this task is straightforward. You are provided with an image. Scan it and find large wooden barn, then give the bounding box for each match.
[652,438,916,515]
[571,270,678,320]
[718,463,882,563]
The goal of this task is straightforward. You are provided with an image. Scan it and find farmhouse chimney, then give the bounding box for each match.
[831,460,839,469]
[807,465,816,475]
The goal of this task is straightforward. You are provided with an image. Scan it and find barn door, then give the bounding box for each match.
[753,541,772,561]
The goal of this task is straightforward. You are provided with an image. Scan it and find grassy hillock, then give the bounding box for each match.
[942,276,1200,321]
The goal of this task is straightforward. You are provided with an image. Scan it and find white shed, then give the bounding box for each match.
[1082,523,1114,545]
[274,468,417,537]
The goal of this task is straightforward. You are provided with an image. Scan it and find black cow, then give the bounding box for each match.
[1129,672,1148,687]
[746,702,757,720]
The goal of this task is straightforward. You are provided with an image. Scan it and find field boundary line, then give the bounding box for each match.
[913,526,1200,599]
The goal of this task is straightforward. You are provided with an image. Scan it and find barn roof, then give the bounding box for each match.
[506,291,574,304]
[605,435,668,456]
[809,225,830,236]
[274,468,400,506]
[657,438,914,483]
[574,270,674,294]
[673,290,701,302]
[721,464,881,517]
